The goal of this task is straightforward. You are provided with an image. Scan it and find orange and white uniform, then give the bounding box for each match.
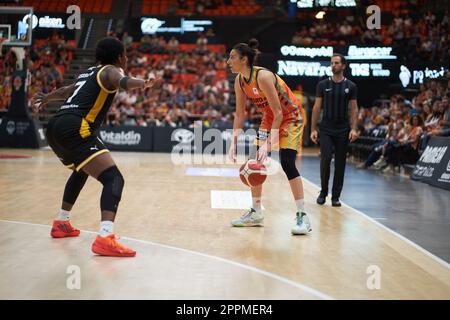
[239,66,306,153]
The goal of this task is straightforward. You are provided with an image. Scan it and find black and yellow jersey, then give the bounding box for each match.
[57,65,118,137]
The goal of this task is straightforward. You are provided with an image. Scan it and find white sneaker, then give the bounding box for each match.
[291,212,312,235]
[373,157,386,169]
[231,208,264,227]
[382,165,393,173]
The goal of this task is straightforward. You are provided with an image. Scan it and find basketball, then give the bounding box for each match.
[239,159,267,188]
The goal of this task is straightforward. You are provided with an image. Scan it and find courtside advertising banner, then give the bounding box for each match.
[99,125,153,151]
[411,137,450,190]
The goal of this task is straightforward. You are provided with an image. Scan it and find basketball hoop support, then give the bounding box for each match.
[11,46,25,70]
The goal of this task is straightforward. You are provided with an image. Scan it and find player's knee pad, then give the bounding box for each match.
[280,149,300,180]
[97,166,124,212]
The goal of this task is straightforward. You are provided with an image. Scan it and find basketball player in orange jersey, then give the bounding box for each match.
[32,37,160,257]
[227,39,311,235]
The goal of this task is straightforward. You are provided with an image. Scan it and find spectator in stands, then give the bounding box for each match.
[205,28,216,39]
[195,0,206,15]
[291,31,303,46]
[167,36,179,54]
[374,115,423,173]
[157,36,168,54]
[106,105,121,126]
[122,31,133,50]
[136,116,148,127]
[196,33,208,55]
[339,21,353,41]
[424,99,444,131]
[420,96,450,150]
[167,103,190,127]
[357,122,401,170]
[139,34,152,53]
[210,112,230,128]
[395,115,424,167]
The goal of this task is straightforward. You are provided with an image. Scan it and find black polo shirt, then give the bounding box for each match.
[316,77,357,135]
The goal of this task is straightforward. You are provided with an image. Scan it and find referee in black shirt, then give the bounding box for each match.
[310,53,359,207]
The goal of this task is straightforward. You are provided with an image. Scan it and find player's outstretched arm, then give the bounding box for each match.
[100,65,161,92]
[31,83,76,112]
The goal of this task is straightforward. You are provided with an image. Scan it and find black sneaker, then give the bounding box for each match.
[331,198,341,207]
[316,192,327,205]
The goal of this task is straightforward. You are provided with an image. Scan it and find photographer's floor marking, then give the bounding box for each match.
[0,219,330,300]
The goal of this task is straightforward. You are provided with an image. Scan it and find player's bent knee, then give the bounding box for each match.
[280,149,300,180]
[97,166,124,212]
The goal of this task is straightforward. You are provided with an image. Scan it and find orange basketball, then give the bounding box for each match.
[239,159,267,187]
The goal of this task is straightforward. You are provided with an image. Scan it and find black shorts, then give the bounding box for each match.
[46,114,109,171]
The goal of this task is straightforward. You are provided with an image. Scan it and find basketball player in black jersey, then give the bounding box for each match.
[32,37,160,257]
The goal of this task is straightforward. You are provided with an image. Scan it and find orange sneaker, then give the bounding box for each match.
[91,234,136,257]
[51,220,80,238]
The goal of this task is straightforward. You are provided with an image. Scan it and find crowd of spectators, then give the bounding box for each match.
[291,9,449,63]
[0,31,74,112]
[104,32,235,129]
[356,79,450,173]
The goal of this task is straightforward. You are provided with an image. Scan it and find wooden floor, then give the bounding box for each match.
[0,149,449,299]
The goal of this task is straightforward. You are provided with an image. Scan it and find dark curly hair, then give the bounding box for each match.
[95,37,125,65]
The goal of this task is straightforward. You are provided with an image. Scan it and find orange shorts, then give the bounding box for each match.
[255,115,305,154]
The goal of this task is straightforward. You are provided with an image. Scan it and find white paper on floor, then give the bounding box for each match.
[210,190,265,210]
[186,167,239,177]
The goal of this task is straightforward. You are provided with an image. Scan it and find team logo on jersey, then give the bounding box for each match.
[253,87,259,95]
[345,88,349,94]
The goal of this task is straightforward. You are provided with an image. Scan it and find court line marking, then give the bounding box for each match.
[301,177,450,270]
[0,219,334,300]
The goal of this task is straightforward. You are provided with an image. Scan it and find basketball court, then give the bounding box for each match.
[0,0,449,303]
[1,148,449,299]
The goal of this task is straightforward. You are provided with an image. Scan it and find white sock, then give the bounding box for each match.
[296,199,305,213]
[252,197,262,215]
[57,209,70,221]
[99,221,114,237]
